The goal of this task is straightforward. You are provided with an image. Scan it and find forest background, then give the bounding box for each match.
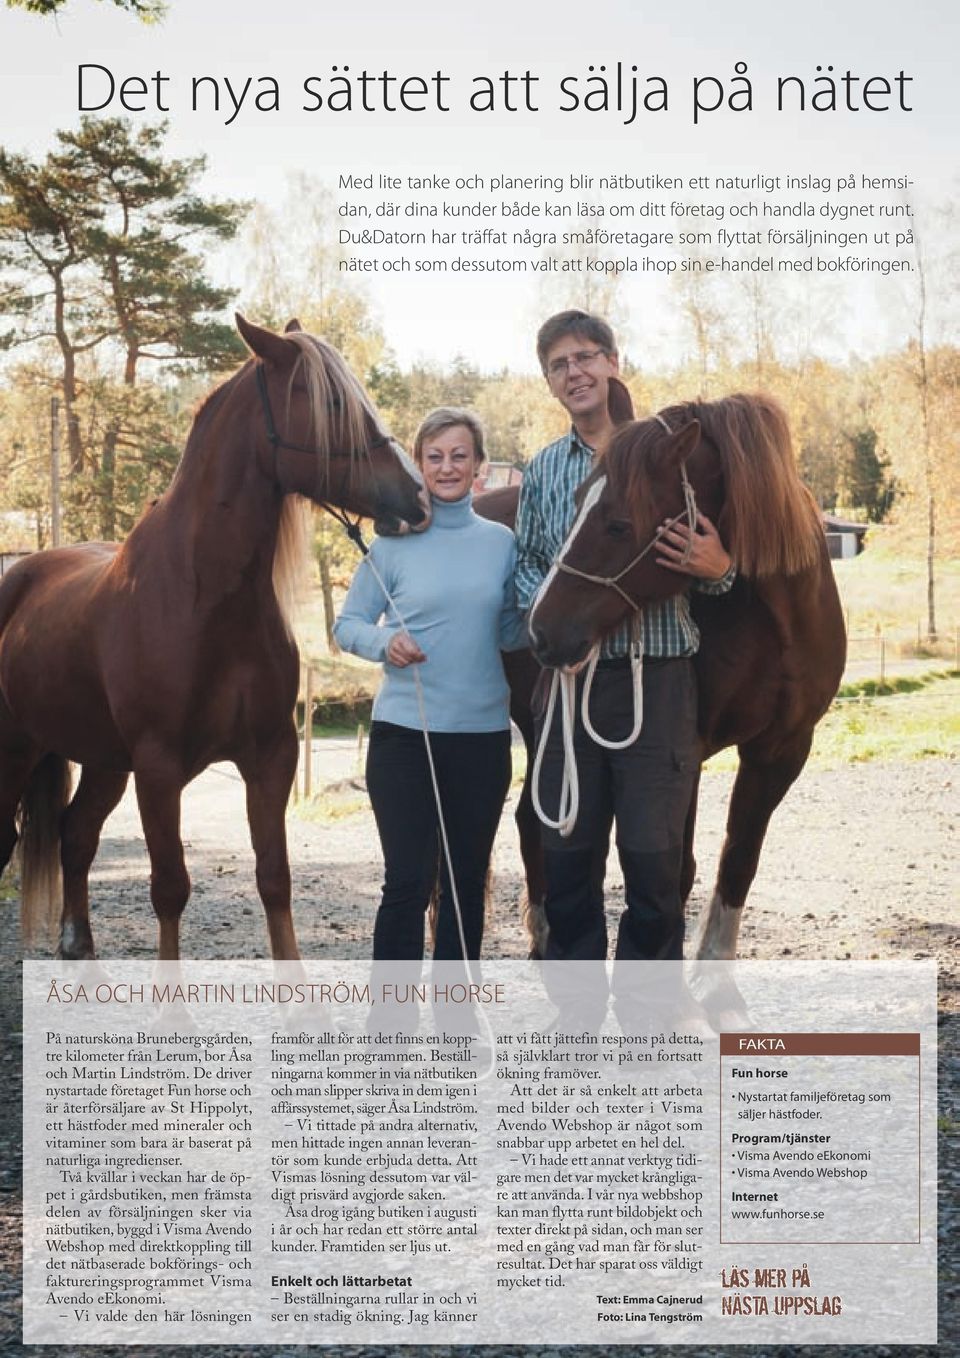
[0,39,957,669]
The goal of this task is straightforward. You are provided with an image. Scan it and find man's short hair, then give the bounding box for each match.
[536,310,617,374]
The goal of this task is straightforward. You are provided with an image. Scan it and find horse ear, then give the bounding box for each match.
[235,313,297,366]
[656,419,701,467]
[284,318,303,333]
[673,419,701,460]
[607,377,634,425]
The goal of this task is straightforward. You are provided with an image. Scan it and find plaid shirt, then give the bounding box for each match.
[515,428,734,659]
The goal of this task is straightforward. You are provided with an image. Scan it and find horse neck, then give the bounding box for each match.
[128,379,284,610]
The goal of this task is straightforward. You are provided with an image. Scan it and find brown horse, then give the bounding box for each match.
[478,388,846,965]
[0,315,429,960]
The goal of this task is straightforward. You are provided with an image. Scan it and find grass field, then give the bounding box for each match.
[703,672,959,774]
[834,546,960,655]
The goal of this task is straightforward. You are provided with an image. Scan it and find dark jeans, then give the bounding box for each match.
[365,721,512,961]
[536,658,699,964]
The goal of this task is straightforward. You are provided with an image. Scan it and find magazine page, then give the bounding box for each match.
[0,0,955,1353]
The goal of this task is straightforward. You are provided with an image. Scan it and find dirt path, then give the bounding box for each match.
[1,755,956,1356]
[12,754,956,1001]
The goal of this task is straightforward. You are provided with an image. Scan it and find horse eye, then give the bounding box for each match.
[605,519,630,538]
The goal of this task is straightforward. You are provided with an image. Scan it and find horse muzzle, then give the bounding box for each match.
[529,621,592,671]
[374,491,432,537]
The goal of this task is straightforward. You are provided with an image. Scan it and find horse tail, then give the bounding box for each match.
[19,753,72,949]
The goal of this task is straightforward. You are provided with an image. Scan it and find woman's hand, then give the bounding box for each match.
[386,632,427,667]
[656,512,731,580]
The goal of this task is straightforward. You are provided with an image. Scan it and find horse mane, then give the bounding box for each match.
[605,393,823,578]
[272,496,312,636]
[272,333,386,633]
[283,331,384,483]
[170,332,385,635]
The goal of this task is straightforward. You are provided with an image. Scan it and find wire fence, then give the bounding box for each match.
[292,662,371,802]
[844,625,959,685]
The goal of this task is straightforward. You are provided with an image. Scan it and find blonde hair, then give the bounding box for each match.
[413,407,485,465]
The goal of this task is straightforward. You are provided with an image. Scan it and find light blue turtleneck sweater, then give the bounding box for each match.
[333,494,528,733]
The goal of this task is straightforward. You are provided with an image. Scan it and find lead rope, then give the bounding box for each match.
[531,443,698,839]
[530,618,644,838]
[354,547,496,1067]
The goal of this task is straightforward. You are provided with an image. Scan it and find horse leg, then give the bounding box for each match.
[509,697,547,958]
[515,756,547,959]
[59,767,129,959]
[0,800,17,880]
[503,652,547,957]
[238,728,300,961]
[0,746,36,878]
[680,766,701,907]
[694,733,813,961]
[134,754,190,961]
[4,740,70,948]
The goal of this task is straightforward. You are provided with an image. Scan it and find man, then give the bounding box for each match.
[514,310,734,1013]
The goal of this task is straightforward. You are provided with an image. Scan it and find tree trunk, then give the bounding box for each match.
[95,341,137,542]
[53,275,84,475]
[99,426,118,541]
[913,237,937,642]
[318,545,338,653]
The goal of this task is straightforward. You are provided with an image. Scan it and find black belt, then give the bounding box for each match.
[595,654,689,669]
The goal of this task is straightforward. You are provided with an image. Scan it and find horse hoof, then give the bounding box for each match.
[689,966,751,1030]
[57,924,96,961]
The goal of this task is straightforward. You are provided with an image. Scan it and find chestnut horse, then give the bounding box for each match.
[0,315,429,960]
[478,388,845,964]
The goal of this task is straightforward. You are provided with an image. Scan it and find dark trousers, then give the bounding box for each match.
[365,721,512,961]
[536,658,699,964]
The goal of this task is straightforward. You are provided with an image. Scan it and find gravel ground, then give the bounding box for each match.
[0,754,956,1355]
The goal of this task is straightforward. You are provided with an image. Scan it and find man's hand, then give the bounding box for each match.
[386,632,426,667]
[656,512,731,580]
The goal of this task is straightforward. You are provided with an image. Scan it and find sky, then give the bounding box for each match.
[1,0,957,372]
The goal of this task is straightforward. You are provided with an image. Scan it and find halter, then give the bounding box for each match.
[531,411,700,837]
[256,361,391,460]
[255,360,389,552]
[552,419,699,606]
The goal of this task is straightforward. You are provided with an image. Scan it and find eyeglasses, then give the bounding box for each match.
[546,348,610,378]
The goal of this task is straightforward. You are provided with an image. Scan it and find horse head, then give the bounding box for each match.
[235,314,430,536]
[529,411,724,668]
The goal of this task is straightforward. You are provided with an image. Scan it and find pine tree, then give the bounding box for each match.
[0,118,247,539]
[7,0,163,19]
[844,429,898,523]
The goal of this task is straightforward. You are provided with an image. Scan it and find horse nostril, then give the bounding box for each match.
[530,631,554,667]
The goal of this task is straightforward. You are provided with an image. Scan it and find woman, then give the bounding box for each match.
[333,408,527,960]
